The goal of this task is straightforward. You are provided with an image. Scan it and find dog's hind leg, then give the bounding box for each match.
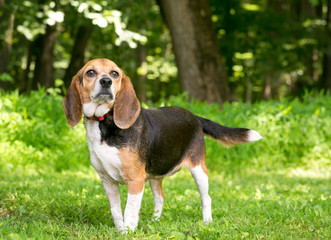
[189,161,212,223]
[149,178,165,220]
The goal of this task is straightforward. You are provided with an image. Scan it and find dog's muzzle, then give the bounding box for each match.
[93,77,113,102]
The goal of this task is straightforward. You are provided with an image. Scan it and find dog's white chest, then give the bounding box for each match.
[84,119,125,184]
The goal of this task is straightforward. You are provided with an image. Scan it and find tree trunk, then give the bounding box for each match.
[158,0,229,104]
[291,0,318,91]
[0,0,14,90]
[263,77,271,100]
[20,43,34,93]
[31,24,57,90]
[322,0,331,91]
[0,15,14,74]
[63,24,92,88]
[135,42,147,102]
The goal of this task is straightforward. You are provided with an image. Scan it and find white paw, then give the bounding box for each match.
[117,226,128,234]
[123,215,139,232]
[203,215,213,223]
[123,222,137,233]
[114,219,124,233]
[152,210,162,221]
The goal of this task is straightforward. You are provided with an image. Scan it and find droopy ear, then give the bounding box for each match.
[113,76,141,129]
[63,75,83,126]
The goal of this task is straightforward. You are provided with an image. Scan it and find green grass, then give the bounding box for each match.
[1,90,330,239]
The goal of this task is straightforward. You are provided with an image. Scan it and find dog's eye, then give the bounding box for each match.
[110,71,119,79]
[86,69,96,77]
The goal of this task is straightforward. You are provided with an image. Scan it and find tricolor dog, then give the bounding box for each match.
[63,58,262,232]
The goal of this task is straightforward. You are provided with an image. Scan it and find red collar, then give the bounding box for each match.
[86,112,111,121]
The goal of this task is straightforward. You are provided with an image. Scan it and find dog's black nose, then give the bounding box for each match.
[100,77,112,88]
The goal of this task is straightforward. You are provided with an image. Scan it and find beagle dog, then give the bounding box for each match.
[63,58,262,232]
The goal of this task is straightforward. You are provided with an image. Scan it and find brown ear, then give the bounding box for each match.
[63,75,83,126]
[113,76,141,129]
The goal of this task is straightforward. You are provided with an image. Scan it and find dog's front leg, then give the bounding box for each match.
[101,180,124,231]
[123,181,145,232]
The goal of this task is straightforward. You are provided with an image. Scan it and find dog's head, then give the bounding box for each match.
[63,58,140,129]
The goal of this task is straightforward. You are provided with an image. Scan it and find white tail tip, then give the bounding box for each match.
[247,130,263,142]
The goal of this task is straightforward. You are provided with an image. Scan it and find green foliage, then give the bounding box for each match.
[3,0,330,102]
[0,73,13,83]
[0,91,330,239]
[155,91,331,174]
[0,89,89,172]
[210,0,328,100]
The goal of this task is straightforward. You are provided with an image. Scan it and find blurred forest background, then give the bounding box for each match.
[1,0,331,103]
[1,1,331,238]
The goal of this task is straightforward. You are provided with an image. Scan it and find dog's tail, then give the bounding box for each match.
[197,116,262,146]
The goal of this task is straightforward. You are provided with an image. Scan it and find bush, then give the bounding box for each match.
[152,92,331,174]
[0,89,89,172]
[1,90,330,175]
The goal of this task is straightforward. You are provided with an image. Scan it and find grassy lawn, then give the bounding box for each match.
[1,90,330,239]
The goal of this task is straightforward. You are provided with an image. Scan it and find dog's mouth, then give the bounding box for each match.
[92,91,114,103]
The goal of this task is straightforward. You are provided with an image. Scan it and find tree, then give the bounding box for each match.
[0,0,14,89]
[157,0,230,104]
[135,42,147,102]
[2,0,331,101]
[322,0,331,91]
[31,24,57,90]
[63,23,93,88]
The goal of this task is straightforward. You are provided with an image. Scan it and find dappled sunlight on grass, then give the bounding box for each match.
[60,168,100,181]
[155,165,330,239]
[285,167,331,179]
[1,159,330,239]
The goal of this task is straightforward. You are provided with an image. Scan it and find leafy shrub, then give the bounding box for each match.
[1,90,330,175]
[0,90,89,172]
[152,92,331,174]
